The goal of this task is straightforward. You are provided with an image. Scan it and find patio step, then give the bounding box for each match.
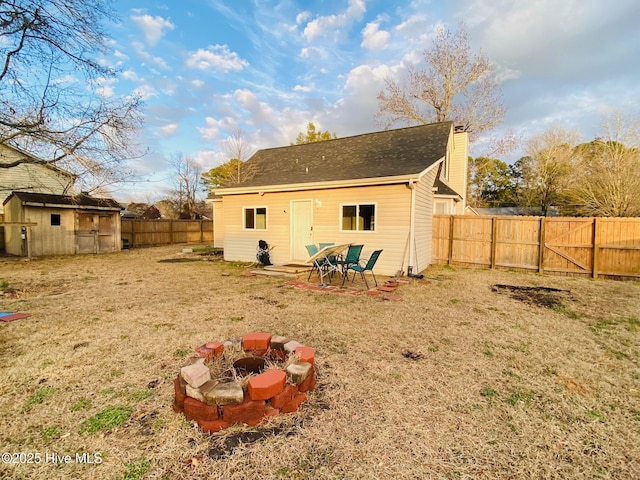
[250,269,297,278]
[263,264,311,274]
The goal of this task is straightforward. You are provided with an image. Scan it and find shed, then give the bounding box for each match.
[212,122,468,277]
[3,192,123,257]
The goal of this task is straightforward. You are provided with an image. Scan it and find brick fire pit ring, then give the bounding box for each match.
[173,332,316,433]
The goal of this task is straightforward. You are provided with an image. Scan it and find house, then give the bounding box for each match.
[121,202,162,219]
[3,191,122,257]
[212,121,468,277]
[0,143,75,216]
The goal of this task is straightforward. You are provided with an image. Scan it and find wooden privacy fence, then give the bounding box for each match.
[121,219,213,247]
[433,215,640,279]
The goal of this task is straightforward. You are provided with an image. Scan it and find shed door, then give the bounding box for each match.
[290,200,313,262]
[97,215,115,253]
[76,213,96,254]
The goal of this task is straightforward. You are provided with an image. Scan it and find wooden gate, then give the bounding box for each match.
[542,218,594,275]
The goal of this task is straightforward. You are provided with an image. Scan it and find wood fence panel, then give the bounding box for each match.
[494,217,540,270]
[121,219,213,247]
[432,215,640,279]
[596,217,640,277]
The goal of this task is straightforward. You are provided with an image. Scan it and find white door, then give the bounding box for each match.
[291,200,313,262]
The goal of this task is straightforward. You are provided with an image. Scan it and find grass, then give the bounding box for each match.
[0,245,639,479]
[80,406,133,434]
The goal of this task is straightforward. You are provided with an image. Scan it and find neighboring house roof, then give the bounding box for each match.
[121,202,162,219]
[4,191,122,211]
[215,121,453,194]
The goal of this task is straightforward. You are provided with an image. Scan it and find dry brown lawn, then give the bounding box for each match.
[1,245,639,480]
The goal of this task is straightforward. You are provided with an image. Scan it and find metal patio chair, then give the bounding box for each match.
[338,244,364,286]
[347,249,383,289]
[306,244,320,280]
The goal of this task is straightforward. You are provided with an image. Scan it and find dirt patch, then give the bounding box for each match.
[491,284,571,308]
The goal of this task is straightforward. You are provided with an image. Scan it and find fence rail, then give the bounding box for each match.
[433,215,640,279]
[121,219,213,247]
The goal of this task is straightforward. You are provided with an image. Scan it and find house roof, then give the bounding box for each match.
[4,191,122,211]
[215,121,453,193]
[0,142,76,180]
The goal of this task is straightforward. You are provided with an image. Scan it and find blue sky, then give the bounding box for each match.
[104,0,640,201]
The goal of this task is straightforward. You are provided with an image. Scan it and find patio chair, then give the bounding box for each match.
[319,242,334,249]
[306,244,320,280]
[347,249,383,289]
[338,244,364,286]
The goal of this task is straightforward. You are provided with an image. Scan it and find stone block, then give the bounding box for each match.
[180,362,211,388]
[283,340,303,353]
[222,395,266,425]
[186,384,206,402]
[242,332,272,354]
[206,381,244,405]
[281,393,307,413]
[205,341,224,356]
[270,335,289,350]
[247,369,286,401]
[286,361,313,385]
[184,397,219,422]
[270,384,298,409]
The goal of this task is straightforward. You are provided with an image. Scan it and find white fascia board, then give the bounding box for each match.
[213,174,420,196]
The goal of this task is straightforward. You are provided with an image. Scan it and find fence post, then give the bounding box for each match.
[538,217,545,274]
[131,220,136,248]
[592,218,599,279]
[170,220,174,244]
[490,217,497,269]
[447,215,455,265]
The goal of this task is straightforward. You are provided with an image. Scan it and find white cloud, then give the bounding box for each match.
[96,85,114,98]
[133,84,157,100]
[294,84,314,92]
[361,22,390,50]
[303,0,366,42]
[233,89,274,127]
[122,70,139,81]
[186,45,249,72]
[131,41,171,70]
[191,79,205,88]
[131,14,175,47]
[199,116,226,141]
[160,123,179,136]
[296,11,311,24]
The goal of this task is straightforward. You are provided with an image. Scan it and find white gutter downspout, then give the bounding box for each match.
[408,179,417,276]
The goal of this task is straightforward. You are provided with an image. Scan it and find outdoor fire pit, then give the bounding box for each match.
[173,332,316,433]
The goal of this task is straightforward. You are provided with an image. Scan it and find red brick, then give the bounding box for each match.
[172,402,184,414]
[281,393,307,413]
[377,285,397,292]
[195,345,215,361]
[299,368,317,392]
[198,419,231,433]
[205,341,224,356]
[295,346,315,366]
[248,369,286,401]
[242,332,272,354]
[382,294,403,301]
[222,394,266,425]
[267,349,287,361]
[366,290,382,296]
[270,384,298,409]
[174,376,187,409]
[264,406,280,418]
[183,397,220,422]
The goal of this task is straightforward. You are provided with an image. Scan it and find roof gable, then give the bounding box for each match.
[218,122,452,191]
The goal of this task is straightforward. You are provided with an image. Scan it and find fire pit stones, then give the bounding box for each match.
[173,332,316,433]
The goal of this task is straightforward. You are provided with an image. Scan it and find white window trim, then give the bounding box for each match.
[339,202,377,233]
[243,206,268,231]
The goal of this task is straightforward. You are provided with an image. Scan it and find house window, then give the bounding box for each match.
[341,204,375,231]
[51,214,61,226]
[434,202,448,214]
[244,207,267,230]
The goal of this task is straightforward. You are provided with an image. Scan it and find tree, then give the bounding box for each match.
[468,156,521,207]
[518,127,581,216]
[569,113,640,217]
[0,0,143,192]
[168,154,202,219]
[202,127,256,190]
[376,22,505,143]
[293,122,337,145]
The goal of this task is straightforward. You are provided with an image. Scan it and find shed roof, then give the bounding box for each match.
[215,121,452,193]
[4,191,122,211]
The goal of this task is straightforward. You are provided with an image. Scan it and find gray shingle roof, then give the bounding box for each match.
[225,121,452,189]
[4,191,122,210]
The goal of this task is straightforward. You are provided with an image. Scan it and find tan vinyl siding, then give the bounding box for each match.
[0,145,74,213]
[413,167,438,273]
[449,132,469,211]
[212,200,224,248]
[221,184,413,276]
